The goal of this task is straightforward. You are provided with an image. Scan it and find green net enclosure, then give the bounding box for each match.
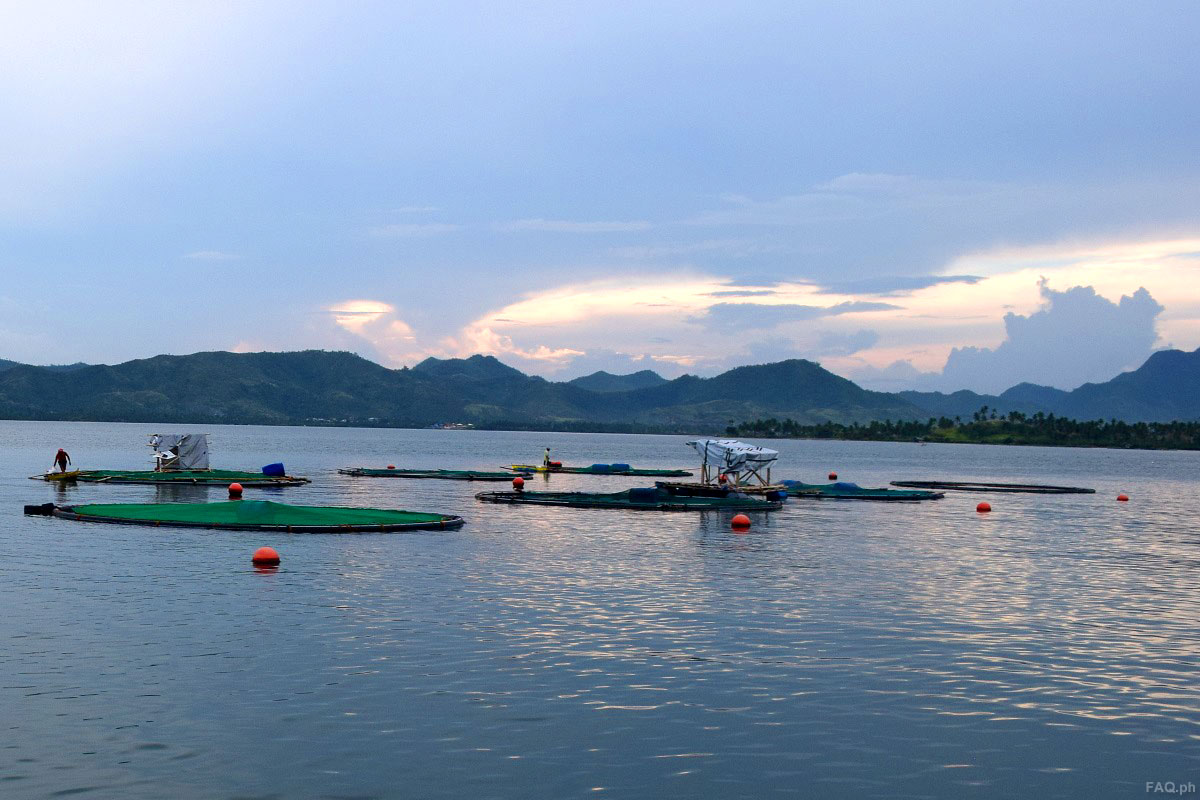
[50,500,463,532]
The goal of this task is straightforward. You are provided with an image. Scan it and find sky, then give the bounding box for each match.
[2,1,1199,393]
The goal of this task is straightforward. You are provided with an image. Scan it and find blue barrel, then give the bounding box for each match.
[589,463,612,473]
[261,462,286,477]
[611,463,631,472]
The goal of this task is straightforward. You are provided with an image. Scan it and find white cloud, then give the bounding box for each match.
[312,234,1200,388]
[368,223,462,238]
[494,218,652,233]
[327,300,421,364]
[937,281,1163,393]
[689,301,898,332]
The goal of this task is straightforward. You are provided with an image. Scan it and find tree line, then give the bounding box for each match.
[726,408,1200,450]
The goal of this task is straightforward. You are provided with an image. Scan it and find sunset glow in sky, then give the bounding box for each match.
[3,2,1198,392]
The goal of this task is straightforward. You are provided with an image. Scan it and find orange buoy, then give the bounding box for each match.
[513,476,525,491]
[387,465,396,470]
[976,501,991,513]
[828,472,838,480]
[252,546,280,566]
[731,513,751,529]
[228,482,243,498]
[1117,493,1129,502]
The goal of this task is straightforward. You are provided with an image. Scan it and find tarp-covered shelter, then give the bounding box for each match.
[149,433,210,471]
[686,439,778,486]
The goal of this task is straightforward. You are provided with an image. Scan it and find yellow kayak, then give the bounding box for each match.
[41,471,81,482]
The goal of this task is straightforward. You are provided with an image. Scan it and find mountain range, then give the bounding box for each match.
[0,347,1196,430]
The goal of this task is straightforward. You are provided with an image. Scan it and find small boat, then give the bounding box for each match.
[30,434,308,487]
[782,481,944,501]
[24,500,463,533]
[505,463,693,477]
[339,467,526,481]
[890,481,1095,494]
[475,486,783,511]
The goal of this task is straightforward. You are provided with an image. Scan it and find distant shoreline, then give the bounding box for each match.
[4,415,1200,452]
[725,414,1200,452]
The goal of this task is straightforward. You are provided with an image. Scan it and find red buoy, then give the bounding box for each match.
[717,473,728,484]
[731,513,751,529]
[252,546,280,566]
[828,472,838,480]
[976,501,991,513]
[1117,494,1129,502]
[387,465,396,470]
[228,482,243,498]
[513,476,525,491]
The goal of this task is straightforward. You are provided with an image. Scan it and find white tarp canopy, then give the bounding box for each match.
[150,433,210,471]
[686,439,778,476]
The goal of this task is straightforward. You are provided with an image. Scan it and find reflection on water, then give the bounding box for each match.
[1,420,1198,798]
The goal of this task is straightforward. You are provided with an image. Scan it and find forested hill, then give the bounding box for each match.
[0,351,923,429]
[898,347,1200,423]
[566,370,670,392]
[0,347,1196,429]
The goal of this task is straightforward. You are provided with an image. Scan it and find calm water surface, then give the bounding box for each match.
[1,421,1198,798]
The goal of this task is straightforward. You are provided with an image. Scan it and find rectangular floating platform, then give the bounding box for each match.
[339,467,525,481]
[656,481,788,499]
[782,481,944,501]
[889,481,1094,494]
[475,487,782,511]
[31,469,310,487]
[24,500,462,533]
[506,464,694,477]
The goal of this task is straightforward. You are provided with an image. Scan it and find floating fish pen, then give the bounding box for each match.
[476,487,783,511]
[339,467,523,481]
[506,463,693,477]
[36,469,309,487]
[32,434,308,487]
[24,500,463,533]
[890,481,1095,494]
[783,481,944,501]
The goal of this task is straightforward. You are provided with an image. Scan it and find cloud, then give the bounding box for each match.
[313,238,1194,389]
[609,238,786,260]
[368,223,462,237]
[937,281,1164,393]
[843,360,944,392]
[708,289,778,298]
[327,299,422,364]
[687,173,989,228]
[537,348,692,380]
[815,329,879,356]
[689,301,899,332]
[446,326,584,365]
[814,274,983,296]
[183,250,241,261]
[683,173,1200,284]
[494,218,652,233]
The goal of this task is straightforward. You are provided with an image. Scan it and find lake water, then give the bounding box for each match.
[2,420,1198,798]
